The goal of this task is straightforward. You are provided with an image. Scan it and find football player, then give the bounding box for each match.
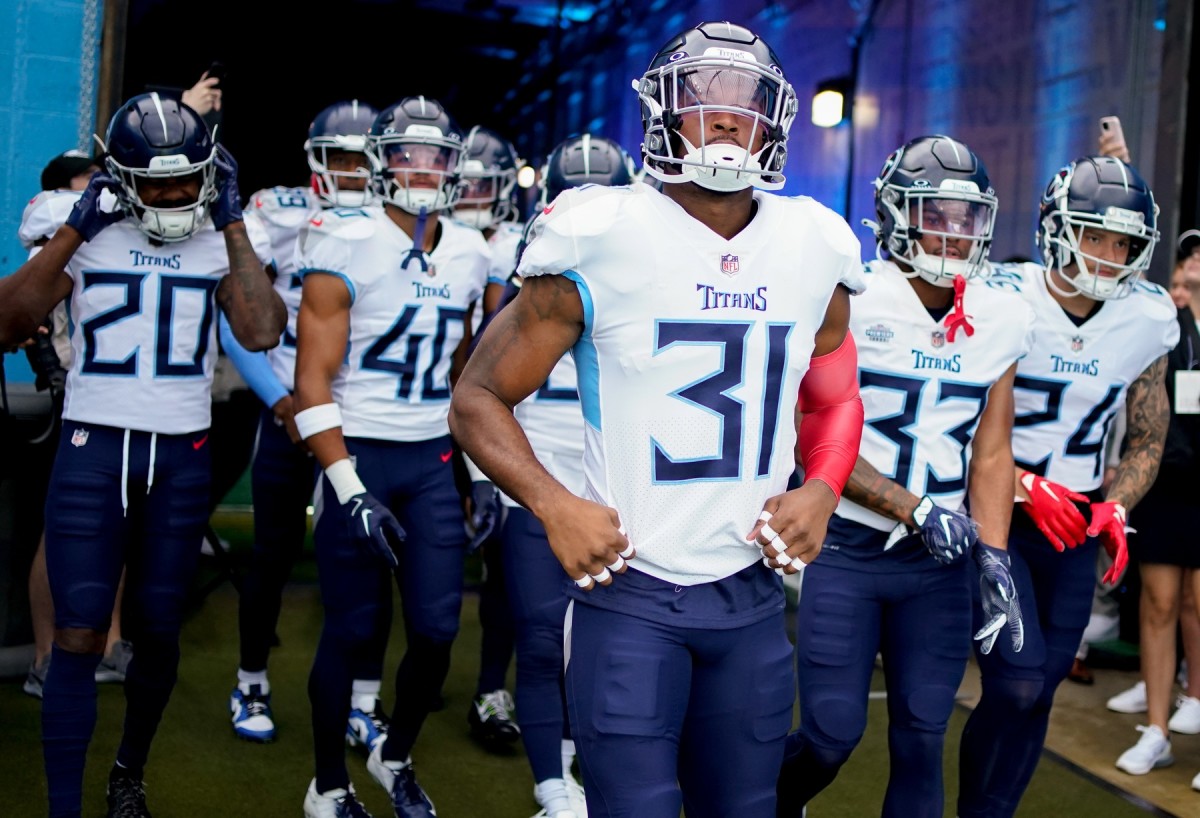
[219,99,394,749]
[0,92,283,818]
[776,135,1030,818]
[451,21,864,818]
[454,124,525,750]
[957,157,1175,816]
[294,96,490,818]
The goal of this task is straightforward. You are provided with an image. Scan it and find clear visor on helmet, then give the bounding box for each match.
[371,136,462,213]
[638,56,795,191]
[106,152,216,242]
[883,188,997,284]
[908,195,994,242]
[458,174,497,204]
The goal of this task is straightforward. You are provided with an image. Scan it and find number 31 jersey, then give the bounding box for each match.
[519,183,865,586]
[298,207,490,441]
[837,260,1036,532]
[995,262,1179,491]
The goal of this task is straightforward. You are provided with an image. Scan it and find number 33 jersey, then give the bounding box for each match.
[298,207,490,441]
[994,262,1178,492]
[838,260,1036,532]
[519,183,865,586]
[61,219,272,434]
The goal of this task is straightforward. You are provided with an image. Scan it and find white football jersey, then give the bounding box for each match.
[19,189,81,249]
[60,219,273,434]
[244,186,322,390]
[501,353,586,508]
[519,183,865,585]
[298,207,490,441]
[837,260,1036,532]
[995,262,1179,491]
[486,221,524,285]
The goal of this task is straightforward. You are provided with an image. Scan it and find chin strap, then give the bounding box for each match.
[944,274,975,342]
[401,207,431,273]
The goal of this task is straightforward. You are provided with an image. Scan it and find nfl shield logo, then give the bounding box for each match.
[1071,335,1084,352]
[71,428,89,447]
[720,254,740,276]
[931,330,946,348]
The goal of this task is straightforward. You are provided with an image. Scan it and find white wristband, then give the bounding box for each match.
[295,403,342,440]
[462,453,487,483]
[325,459,367,504]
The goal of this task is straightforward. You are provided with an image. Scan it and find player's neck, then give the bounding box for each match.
[661,182,755,240]
[897,266,953,309]
[385,204,439,253]
[1046,268,1097,317]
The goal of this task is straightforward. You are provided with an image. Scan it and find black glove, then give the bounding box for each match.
[344,492,405,569]
[973,543,1024,655]
[210,144,243,229]
[467,481,500,553]
[912,495,978,566]
[65,171,124,241]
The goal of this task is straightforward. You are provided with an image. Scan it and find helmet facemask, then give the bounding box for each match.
[104,148,218,243]
[1042,209,1158,300]
[877,184,997,286]
[456,161,516,230]
[371,130,463,214]
[306,136,374,208]
[636,54,796,192]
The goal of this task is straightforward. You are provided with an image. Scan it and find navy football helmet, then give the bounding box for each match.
[1037,156,1159,300]
[869,134,997,286]
[635,21,797,192]
[369,96,465,214]
[456,126,520,230]
[539,134,636,207]
[305,99,378,207]
[102,92,218,242]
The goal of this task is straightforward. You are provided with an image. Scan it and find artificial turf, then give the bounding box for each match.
[0,508,1154,817]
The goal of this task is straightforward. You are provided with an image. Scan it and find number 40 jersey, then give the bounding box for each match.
[995,262,1178,492]
[837,260,1037,533]
[519,183,865,586]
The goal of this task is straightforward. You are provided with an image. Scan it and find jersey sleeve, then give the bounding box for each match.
[247,186,319,229]
[795,196,865,294]
[517,186,621,279]
[296,211,374,304]
[18,191,80,249]
[244,211,277,268]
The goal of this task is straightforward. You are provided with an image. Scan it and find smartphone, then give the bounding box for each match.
[205,61,226,84]
[1099,116,1125,147]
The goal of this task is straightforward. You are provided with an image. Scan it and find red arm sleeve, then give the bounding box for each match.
[796,333,863,498]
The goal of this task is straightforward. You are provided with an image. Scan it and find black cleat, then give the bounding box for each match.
[107,774,152,818]
[467,689,521,748]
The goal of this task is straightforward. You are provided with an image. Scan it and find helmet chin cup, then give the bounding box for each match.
[391,185,444,214]
[685,142,755,192]
[137,205,205,243]
[455,207,493,230]
[327,188,369,208]
[909,247,970,287]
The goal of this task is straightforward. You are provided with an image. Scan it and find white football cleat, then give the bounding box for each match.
[303,779,374,818]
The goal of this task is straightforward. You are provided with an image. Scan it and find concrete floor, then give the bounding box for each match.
[956,662,1200,817]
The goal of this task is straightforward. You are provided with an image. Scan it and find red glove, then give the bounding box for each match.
[1089,502,1129,586]
[1018,471,1090,552]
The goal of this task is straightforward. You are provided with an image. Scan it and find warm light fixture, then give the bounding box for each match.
[812,77,852,128]
[517,164,537,189]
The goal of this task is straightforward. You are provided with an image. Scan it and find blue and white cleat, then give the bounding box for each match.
[304,780,375,818]
[347,699,389,752]
[368,740,437,818]
[230,682,275,742]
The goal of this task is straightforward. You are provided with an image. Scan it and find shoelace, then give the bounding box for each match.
[479,690,515,719]
[335,792,372,818]
[242,694,270,718]
[391,765,431,808]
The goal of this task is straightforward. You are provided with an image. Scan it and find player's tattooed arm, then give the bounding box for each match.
[968,362,1017,548]
[843,457,921,525]
[1107,355,1169,510]
[217,221,286,351]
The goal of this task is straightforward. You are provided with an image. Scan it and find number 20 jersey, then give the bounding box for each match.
[61,219,272,434]
[297,207,490,441]
[837,260,1036,532]
[995,262,1179,492]
[518,183,865,586]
